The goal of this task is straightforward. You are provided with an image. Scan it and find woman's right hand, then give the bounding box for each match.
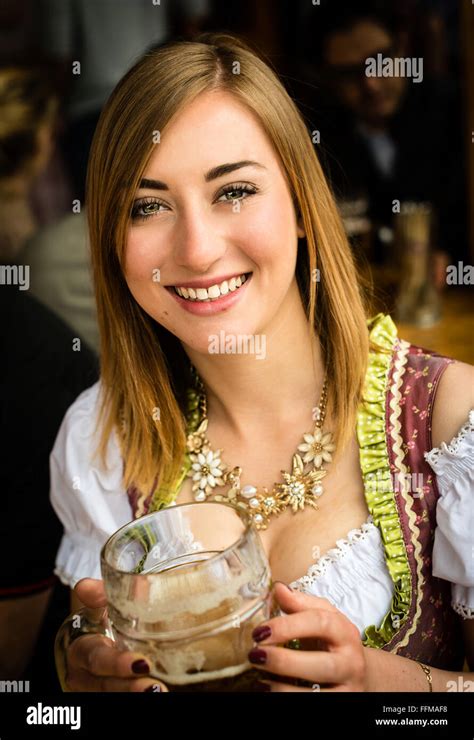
[64,578,168,692]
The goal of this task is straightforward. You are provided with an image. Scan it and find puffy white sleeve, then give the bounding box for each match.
[49,381,133,589]
[424,409,474,619]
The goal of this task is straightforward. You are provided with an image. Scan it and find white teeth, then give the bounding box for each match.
[172,273,250,302]
[208,284,220,298]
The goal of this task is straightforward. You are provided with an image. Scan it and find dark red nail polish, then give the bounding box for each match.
[248,648,267,664]
[144,684,162,692]
[252,625,272,642]
[132,659,150,674]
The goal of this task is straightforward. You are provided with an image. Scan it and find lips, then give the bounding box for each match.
[165,271,252,315]
[165,271,252,299]
[165,271,252,291]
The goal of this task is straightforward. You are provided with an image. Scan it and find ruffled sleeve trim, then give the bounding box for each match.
[54,531,104,589]
[357,313,412,648]
[424,409,474,484]
[452,600,474,619]
[424,409,474,618]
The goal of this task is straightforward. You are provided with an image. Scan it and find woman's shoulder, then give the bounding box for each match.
[366,312,474,454]
[50,379,122,484]
[60,378,103,422]
[51,380,101,460]
[430,360,474,451]
[368,313,473,417]
[424,365,474,619]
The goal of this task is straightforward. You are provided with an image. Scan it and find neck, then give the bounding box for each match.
[182,281,326,441]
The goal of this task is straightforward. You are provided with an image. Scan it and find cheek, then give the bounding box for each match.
[125,229,163,284]
[123,231,169,321]
[123,244,173,328]
[236,194,297,264]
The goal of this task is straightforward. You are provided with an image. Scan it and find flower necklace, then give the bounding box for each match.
[184,366,336,530]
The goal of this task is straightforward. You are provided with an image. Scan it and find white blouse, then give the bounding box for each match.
[49,382,474,637]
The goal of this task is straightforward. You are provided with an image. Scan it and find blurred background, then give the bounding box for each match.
[0,0,472,691]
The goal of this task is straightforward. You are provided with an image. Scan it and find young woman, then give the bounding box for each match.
[51,32,473,692]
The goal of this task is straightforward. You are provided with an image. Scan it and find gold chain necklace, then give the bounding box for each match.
[184,367,336,530]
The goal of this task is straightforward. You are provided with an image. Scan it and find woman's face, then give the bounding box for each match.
[124,90,305,354]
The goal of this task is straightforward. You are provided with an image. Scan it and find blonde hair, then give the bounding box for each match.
[87,32,376,505]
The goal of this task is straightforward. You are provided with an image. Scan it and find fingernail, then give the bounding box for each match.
[252,625,272,642]
[144,684,162,692]
[274,580,294,592]
[132,659,150,674]
[255,681,271,692]
[248,648,267,665]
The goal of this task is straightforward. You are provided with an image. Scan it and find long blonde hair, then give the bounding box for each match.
[86,32,375,504]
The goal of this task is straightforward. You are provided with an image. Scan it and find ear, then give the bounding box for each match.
[293,196,306,239]
[296,212,306,239]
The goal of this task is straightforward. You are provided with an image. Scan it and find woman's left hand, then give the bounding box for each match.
[249,582,369,692]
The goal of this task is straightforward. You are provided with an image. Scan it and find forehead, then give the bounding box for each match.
[144,90,278,177]
[325,20,392,66]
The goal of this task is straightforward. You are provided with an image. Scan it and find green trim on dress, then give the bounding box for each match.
[148,313,411,650]
[358,313,411,648]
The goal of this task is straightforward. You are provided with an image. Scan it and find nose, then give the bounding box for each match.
[172,201,227,274]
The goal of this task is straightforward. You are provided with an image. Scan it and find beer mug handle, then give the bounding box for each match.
[54,606,116,691]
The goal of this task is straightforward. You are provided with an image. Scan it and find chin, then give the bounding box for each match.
[181,315,267,355]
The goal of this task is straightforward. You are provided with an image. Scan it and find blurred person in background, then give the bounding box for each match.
[0,67,59,262]
[0,44,99,693]
[21,211,100,354]
[38,0,210,202]
[0,285,98,690]
[0,64,99,351]
[297,1,467,271]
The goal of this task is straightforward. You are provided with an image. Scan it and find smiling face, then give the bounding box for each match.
[124,90,305,355]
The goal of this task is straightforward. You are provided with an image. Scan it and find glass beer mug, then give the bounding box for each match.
[55,502,276,691]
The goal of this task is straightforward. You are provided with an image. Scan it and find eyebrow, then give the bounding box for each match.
[138,160,266,191]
